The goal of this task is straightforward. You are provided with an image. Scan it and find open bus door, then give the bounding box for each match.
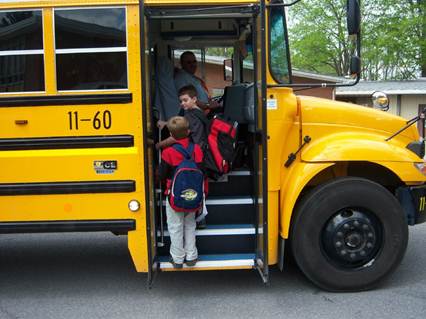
[253,0,269,283]
[139,1,159,287]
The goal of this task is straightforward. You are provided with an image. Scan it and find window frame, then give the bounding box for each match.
[0,8,45,95]
[53,6,129,93]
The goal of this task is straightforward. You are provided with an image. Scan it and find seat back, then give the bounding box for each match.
[222,83,255,126]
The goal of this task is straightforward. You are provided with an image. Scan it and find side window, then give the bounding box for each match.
[242,51,254,83]
[270,5,290,84]
[54,8,127,91]
[0,10,45,93]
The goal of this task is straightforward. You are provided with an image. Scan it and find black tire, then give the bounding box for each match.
[290,177,408,292]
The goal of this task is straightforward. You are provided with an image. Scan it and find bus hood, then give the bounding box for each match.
[299,95,419,141]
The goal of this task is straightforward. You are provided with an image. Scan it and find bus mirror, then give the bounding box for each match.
[347,0,360,35]
[350,55,361,77]
[223,59,233,82]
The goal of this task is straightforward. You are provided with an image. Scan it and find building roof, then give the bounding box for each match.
[336,79,426,96]
[291,69,343,83]
[200,54,343,82]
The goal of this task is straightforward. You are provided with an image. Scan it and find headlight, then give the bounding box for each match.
[414,163,426,176]
[372,91,389,111]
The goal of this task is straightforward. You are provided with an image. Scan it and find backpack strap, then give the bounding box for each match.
[191,109,210,137]
[172,143,195,160]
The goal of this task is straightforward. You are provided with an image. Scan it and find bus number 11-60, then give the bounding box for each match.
[68,110,112,130]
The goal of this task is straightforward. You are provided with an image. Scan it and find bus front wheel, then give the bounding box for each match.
[290,177,408,292]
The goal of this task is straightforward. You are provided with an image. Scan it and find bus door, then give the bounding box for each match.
[253,0,269,283]
[139,1,159,287]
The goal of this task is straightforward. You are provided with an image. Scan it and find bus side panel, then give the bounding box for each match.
[0,4,149,272]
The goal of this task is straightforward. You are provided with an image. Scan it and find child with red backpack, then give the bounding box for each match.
[157,85,209,229]
[159,116,206,268]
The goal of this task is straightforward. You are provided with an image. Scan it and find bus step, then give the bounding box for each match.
[208,170,253,197]
[157,223,255,237]
[157,225,255,255]
[158,253,255,271]
[159,196,256,225]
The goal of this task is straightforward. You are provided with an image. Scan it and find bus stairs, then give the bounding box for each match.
[156,170,257,271]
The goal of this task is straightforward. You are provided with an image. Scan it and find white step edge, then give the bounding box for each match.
[160,258,254,269]
[207,197,253,205]
[157,227,256,237]
[227,170,252,176]
[160,197,254,206]
[209,171,251,183]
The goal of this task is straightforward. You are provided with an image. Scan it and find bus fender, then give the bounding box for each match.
[280,137,426,239]
[301,133,426,182]
[280,161,334,239]
[301,132,421,163]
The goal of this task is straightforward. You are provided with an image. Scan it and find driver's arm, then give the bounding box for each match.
[196,99,221,110]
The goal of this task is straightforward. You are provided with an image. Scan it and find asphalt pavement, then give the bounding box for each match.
[1,223,426,319]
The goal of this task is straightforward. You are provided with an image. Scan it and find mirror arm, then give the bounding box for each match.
[267,74,360,89]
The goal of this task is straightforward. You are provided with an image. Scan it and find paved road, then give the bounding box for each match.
[1,224,426,319]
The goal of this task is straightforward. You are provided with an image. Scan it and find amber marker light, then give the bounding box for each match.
[414,163,426,176]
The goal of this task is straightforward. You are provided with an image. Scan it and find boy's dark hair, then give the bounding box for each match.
[167,116,190,139]
[178,85,198,98]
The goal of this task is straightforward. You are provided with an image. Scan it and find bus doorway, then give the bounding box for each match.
[143,4,268,281]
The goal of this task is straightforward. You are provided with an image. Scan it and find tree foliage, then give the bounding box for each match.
[287,0,424,80]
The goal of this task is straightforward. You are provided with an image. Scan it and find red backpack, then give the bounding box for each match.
[203,116,238,180]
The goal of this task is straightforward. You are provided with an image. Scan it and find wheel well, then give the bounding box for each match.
[296,161,403,209]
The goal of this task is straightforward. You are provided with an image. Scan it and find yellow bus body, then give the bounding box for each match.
[1,0,425,290]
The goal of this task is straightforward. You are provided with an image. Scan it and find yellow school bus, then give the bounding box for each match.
[0,0,425,291]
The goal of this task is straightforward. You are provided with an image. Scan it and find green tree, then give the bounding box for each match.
[418,0,426,77]
[287,0,423,80]
[289,0,354,76]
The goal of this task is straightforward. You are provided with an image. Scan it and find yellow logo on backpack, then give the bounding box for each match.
[180,189,198,201]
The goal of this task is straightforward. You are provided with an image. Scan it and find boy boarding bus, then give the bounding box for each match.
[0,0,425,291]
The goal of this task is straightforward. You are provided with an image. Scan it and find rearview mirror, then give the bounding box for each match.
[347,0,360,35]
[223,59,233,82]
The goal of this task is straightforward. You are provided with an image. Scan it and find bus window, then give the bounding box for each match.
[242,50,254,83]
[54,8,127,91]
[0,10,44,93]
[269,4,290,84]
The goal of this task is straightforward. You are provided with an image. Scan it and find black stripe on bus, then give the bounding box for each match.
[0,93,132,107]
[0,135,134,151]
[0,220,136,234]
[0,180,136,196]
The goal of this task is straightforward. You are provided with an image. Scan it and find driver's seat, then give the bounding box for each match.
[222,83,255,131]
